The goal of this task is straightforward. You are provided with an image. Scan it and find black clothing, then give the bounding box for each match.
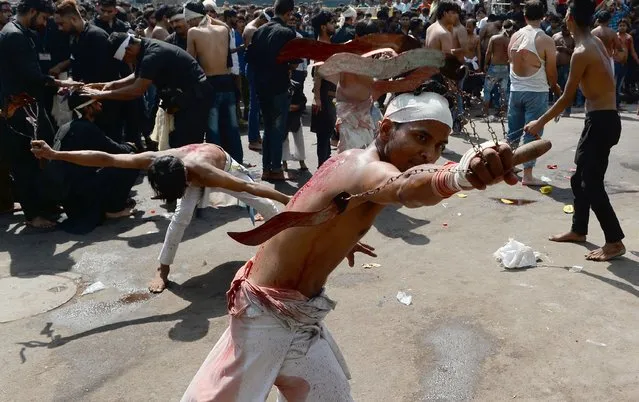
[45,119,138,233]
[331,24,355,44]
[310,72,336,167]
[134,38,205,94]
[70,22,120,83]
[287,79,306,133]
[165,32,187,50]
[133,38,211,146]
[571,110,624,243]
[247,17,298,97]
[0,21,55,103]
[92,16,128,35]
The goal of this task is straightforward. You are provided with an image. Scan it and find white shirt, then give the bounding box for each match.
[229,28,239,75]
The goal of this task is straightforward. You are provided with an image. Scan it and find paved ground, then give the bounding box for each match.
[1,97,639,401]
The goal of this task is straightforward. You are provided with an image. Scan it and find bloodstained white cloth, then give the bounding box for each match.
[335,97,381,153]
[181,259,352,401]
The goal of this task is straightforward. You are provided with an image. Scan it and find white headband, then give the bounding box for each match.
[73,99,96,118]
[113,33,134,61]
[263,10,271,21]
[384,92,453,129]
[184,7,205,21]
[342,6,357,18]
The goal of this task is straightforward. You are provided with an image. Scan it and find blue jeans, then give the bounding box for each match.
[614,62,627,109]
[557,64,571,114]
[483,64,510,104]
[246,64,261,143]
[507,91,548,169]
[207,75,243,164]
[259,91,290,173]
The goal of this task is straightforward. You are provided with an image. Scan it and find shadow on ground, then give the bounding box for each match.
[0,206,246,278]
[373,205,430,245]
[16,260,243,362]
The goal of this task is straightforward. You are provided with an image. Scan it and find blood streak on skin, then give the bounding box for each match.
[289,155,345,206]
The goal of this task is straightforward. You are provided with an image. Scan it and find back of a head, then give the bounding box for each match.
[523,0,544,21]
[502,19,514,31]
[570,0,596,28]
[487,13,497,22]
[17,0,55,15]
[223,8,237,19]
[597,9,611,24]
[274,0,294,17]
[107,31,134,55]
[436,0,461,21]
[55,0,80,17]
[143,8,154,20]
[185,1,205,17]
[164,5,182,21]
[154,4,170,21]
[147,155,187,202]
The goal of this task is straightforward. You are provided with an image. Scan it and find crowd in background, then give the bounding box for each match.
[1,0,638,232]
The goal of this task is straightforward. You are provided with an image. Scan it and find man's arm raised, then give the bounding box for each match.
[191,164,291,205]
[354,144,518,209]
[31,140,154,170]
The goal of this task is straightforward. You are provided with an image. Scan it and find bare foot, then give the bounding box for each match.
[254,213,264,222]
[549,231,587,242]
[148,265,170,293]
[105,208,133,219]
[26,216,56,229]
[585,242,626,261]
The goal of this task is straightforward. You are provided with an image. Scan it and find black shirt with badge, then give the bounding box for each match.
[0,21,55,104]
[165,32,187,51]
[70,22,120,83]
[134,38,205,92]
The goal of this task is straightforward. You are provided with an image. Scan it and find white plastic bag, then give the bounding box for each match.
[493,238,537,269]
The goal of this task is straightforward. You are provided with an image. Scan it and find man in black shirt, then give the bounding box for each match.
[54,0,124,141]
[165,6,188,50]
[0,0,79,228]
[247,0,298,181]
[79,33,213,147]
[93,0,127,34]
[44,92,138,233]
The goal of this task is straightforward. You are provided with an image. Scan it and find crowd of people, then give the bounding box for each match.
[2,0,630,398]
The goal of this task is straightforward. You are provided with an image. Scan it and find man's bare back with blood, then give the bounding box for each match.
[30,140,290,292]
[187,16,230,76]
[525,2,625,262]
[486,24,512,66]
[480,17,502,57]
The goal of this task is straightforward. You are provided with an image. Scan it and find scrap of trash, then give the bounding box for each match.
[494,239,538,269]
[396,291,412,306]
[362,263,380,269]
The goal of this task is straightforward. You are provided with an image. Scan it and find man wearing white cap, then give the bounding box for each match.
[180,81,521,401]
[79,32,213,148]
[332,6,356,43]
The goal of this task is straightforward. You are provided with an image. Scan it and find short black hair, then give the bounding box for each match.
[355,19,379,36]
[523,0,544,21]
[223,8,237,18]
[154,4,170,21]
[17,0,54,14]
[107,31,138,56]
[147,156,188,202]
[596,9,611,23]
[165,6,182,20]
[67,91,93,114]
[569,0,596,28]
[311,10,332,38]
[143,7,154,20]
[274,0,294,16]
[98,0,116,8]
[436,0,461,20]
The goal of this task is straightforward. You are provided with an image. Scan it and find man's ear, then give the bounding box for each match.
[379,118,394,143]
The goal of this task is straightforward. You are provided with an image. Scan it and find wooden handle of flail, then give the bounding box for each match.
[511,139,552,167]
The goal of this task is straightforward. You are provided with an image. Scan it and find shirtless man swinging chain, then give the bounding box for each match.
[30,141,291,292]
[525,0,626,261]
[179,81,526,401]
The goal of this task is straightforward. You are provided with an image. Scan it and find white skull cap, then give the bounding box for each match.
[384,91,453,129]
